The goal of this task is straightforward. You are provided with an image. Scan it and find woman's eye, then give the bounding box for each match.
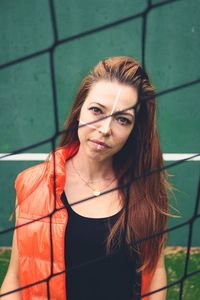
[89,107,102,115]
[117,117,131,125]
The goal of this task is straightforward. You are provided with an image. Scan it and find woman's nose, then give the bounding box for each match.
[97,116,112,135]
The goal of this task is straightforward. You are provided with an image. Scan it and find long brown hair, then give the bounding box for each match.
[59,56,169,273]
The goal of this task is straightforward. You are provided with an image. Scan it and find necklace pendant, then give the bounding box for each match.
[93,190,101,196]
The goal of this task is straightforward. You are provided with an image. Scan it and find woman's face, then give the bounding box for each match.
[77,80,138,162]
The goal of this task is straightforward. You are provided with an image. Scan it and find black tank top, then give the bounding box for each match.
[61,191,141,300]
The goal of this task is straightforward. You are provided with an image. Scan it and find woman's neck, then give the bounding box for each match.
[72,146,115,182]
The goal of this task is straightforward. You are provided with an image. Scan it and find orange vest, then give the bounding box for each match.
[15,143,152,299]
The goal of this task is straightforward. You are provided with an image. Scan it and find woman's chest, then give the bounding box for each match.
[64,178,122,218]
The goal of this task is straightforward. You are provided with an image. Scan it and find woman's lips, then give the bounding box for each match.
[89,139,110,150]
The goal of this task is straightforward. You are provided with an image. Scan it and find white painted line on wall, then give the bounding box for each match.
[0,153,199,161]
[0,153,48,161]
[163,153,200,161]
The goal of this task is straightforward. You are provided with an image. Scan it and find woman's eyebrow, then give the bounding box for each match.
[115,110,134,118]
[90,101,106,108]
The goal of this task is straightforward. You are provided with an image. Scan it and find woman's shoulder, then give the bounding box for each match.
[14,144,79,204]
[15,161,48,184]
[15,161,49,204]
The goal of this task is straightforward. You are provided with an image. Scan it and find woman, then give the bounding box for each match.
[1,56,168,299]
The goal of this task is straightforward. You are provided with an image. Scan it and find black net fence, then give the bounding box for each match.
[0,0,200,299]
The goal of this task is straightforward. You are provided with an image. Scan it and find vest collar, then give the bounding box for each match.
[48,142,80,196]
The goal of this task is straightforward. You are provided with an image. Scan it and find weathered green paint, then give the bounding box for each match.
[0,0,199,246]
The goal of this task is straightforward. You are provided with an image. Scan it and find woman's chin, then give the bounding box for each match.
[84,146,111,162]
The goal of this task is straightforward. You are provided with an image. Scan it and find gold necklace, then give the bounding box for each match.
[71,158,116,196]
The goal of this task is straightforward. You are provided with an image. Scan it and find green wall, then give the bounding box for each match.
[0,0,199,246]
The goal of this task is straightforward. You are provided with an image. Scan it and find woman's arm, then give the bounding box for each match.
[149,250,167,300]
[0,199,22,300]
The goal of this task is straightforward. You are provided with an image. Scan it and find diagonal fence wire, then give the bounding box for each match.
[0,151,199,298]
[0,150,199,237]
[0,76,200,161]
[0,0,199,298]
